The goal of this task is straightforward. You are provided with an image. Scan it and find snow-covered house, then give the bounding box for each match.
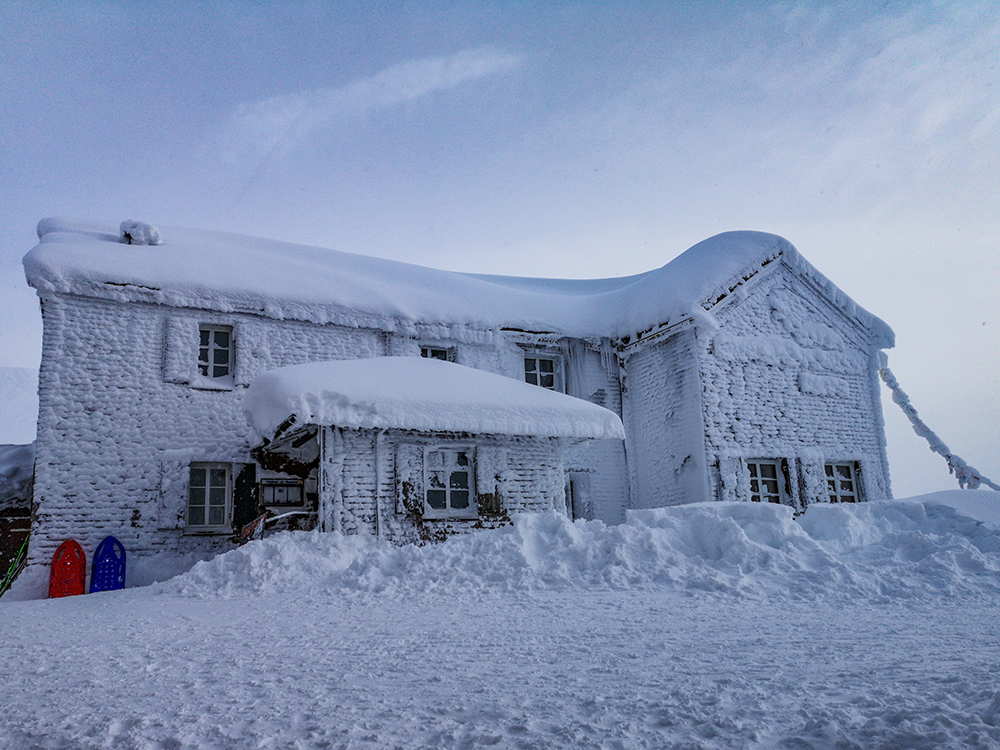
[21,218,893,574]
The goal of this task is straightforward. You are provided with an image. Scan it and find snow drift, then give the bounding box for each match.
[158,496,1000,602]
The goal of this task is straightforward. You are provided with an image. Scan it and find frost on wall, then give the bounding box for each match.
[622,327,708,509]
[157,449,196,530]
[163,316,197,384]
[702,268,890,507]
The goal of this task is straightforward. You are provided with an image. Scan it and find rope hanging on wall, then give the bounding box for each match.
[879,353,999,491]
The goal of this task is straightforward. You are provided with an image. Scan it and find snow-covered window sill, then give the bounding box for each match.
[190,375,235,391]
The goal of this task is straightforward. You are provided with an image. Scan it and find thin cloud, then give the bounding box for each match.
[219,47,522,170]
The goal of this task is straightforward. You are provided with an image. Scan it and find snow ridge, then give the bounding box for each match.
[158,499,1000,602]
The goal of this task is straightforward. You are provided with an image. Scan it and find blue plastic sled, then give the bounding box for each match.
[89,536,126,593]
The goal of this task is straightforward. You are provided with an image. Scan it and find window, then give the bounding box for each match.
[424,447,476,518]
[199,325,232,379]
[524,356,559,390]
[420,345,455,362]
[825,463,859,503]
[188,464,231,529]
[746,459,789,504]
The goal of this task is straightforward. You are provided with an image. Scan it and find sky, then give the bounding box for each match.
[0,0,997,498]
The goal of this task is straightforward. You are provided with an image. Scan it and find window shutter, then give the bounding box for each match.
[395,443,424,518]
[156,457,191,529]
[163,316,198,384]
[717,456,745,502]
[797,458,827,507]
[233,321,268,387]
[475,446,505,514]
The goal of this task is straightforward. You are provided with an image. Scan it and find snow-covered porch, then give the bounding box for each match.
[245,357,625,543]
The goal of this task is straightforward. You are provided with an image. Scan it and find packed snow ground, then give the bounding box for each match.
[2,493,1000,749]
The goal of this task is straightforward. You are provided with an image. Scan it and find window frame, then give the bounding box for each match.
[523,354,564,392]
[422,446,477,519]
[198,324,234,384]
[420,345,456,363]
[186,462,232,533]
[824,462,861,503]
[746,459,792,505]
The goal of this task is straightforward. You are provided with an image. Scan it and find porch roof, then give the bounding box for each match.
[244,357,626,442]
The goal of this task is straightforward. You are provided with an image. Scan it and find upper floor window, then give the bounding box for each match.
[524,356,560,390]
[825,463,859,503]
[424,447,476,518]
[188,463,231,529]
[199,325,232,379]
[421,345,455,362]
[746,459,790,504]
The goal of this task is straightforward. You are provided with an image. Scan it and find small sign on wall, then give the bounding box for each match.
[260,478,304,507]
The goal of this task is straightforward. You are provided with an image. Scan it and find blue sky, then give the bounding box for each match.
[0,1,997,496]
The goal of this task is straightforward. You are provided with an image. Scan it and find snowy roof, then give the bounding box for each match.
[243,357,626,441]
[23,217,894,345]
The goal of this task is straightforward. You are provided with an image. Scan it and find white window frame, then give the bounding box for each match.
[420,345,456,362]
[198,324,234,382]
[825,462,860,503]
[523,354,563,392]
[423,446,477,519]
[746,459,791,505]
[186,463,232,532]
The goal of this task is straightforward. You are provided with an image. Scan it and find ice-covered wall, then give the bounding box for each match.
[28,294,387,568]
[387,329,629,521]
[27,244,890,574]
[621,326,710,508]
[318,427,566,544]
[29,291,625,569]
[699,263,891,506]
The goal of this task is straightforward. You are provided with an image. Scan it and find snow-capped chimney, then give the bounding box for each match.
[119,220,161,246]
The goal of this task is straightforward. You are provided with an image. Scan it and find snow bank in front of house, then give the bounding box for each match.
[25,218,893,343]
[158,496,1000,602]
[244,357,625,440]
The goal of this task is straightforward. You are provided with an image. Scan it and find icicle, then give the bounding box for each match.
[600,338,620,381]
[879,353,999,491]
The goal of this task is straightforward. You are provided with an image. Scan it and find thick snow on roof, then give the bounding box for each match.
[243,357,626,441]
[23,217,894,345]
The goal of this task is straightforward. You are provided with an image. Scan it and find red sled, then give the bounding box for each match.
[49,539,86,598]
